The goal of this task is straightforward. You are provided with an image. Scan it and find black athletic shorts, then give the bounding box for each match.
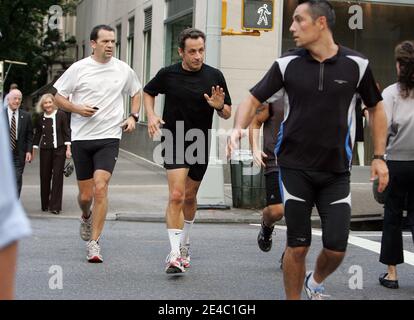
[265,171,282,206]
[162,133,210,182]
[71,139,120,180]
[279,167,351,252]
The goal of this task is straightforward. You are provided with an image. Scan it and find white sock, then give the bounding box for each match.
[180,219,195,247]
[168,229,182,255]
[308,272,323,291]
[357,142,365,166]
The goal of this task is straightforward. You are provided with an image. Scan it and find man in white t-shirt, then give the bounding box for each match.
[54,25,142,263]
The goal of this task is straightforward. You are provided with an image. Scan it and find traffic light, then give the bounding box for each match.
[242,0,274,31]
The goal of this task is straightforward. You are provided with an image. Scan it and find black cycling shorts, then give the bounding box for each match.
[265,171,283,206]
[162,133,210,182]
[279,167,351,252]
[71,139,120,180]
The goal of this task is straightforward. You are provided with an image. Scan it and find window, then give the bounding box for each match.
[166,0,194,17]
[281,0,414,160]
[141,8,153,123]
[165,0,194,66]
[116,24,122,59]
[127,17,135,68]
[282,0,414,88]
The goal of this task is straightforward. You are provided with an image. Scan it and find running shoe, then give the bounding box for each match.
[165,251,185,274]
[87,240,103,263]
[80,213,92,241]
[304,271,330,300]
[257,220,274,252]
[180,244,191,269]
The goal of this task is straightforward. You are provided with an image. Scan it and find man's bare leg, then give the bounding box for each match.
[0,242,18,300]
[179,177,202,267]
[263,204,284,227]
[164,168,189,272]
[166,169,189,230]
[283,246,309,300]
[77,178,94,219]
[90,170,112,241]
[313,248,346,283]
[182,177,201,222]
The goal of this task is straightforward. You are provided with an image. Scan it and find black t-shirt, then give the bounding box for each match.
[263,99,284,174]
[144,63,232,136]
[250,45,382,173]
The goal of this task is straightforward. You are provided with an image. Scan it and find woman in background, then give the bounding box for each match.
[379,40,414,289]
[32,94,71,215]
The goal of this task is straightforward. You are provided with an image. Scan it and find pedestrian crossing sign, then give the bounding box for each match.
[242,0,274,31]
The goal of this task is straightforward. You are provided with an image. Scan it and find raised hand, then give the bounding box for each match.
[204,86,225,110]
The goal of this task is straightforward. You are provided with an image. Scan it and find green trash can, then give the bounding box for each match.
[230,150,266,209]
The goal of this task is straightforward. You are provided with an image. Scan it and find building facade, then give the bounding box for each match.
[75,0,280,166]
[75,0,414,171]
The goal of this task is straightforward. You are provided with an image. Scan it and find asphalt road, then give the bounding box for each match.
[15,218,414,300]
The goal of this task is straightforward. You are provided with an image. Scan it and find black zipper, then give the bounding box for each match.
[319,63,324,91]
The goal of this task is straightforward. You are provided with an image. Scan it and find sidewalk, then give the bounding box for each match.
[21,149,384,227]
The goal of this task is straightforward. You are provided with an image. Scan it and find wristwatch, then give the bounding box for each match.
[372,154,386,162]
[129,112,139,122]
[216,104,225,112]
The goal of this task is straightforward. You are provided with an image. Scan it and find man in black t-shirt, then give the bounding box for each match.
[249,91,285,258]
[229,0,389,299]
[143,28,232,274]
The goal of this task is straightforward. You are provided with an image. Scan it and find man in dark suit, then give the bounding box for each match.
[4,89,33,197]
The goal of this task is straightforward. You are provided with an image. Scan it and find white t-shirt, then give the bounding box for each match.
[54,56,141,141]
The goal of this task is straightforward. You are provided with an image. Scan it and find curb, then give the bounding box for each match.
[115,213,262,224]
[28,212,387,230]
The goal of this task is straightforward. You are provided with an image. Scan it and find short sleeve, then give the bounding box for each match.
[124,67,142,96]
[218,70,232,106]
[381,85,395,130]
[357,64,382,108]
[143,68,167,96]
[53,63,78,98]
[250,61,284,103]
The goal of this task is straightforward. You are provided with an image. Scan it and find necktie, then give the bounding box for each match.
[10,111,17,150]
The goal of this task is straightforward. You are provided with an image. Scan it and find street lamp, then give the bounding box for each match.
[0,59,28,106]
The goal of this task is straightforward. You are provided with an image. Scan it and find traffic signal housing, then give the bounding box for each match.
[242,0,274,31]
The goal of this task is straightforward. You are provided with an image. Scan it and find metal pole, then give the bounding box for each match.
[197,0,228,209]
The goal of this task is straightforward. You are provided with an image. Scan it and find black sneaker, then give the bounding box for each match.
[257,221,274,252]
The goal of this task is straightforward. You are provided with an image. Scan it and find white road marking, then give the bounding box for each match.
[347,235,414,266]
[349,232,412,238]
[249,224,414,266]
